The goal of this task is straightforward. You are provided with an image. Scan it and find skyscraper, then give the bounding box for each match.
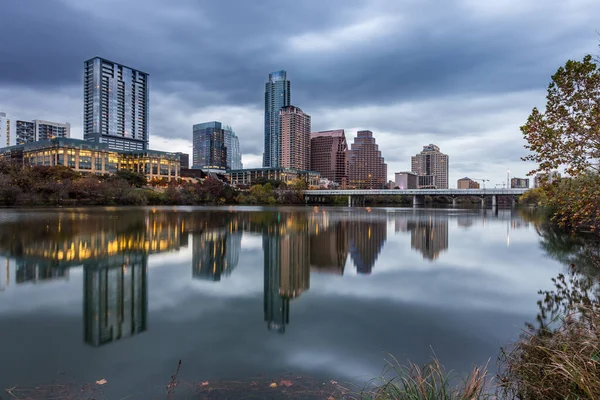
[230,132,243,170]
[83,57,149,151]
[280,105,311,170]
[347,130,387,189]
[0,112,10,147]
[16,120,35,145]
[310,130,348,186]
[192,121,227,170]
[264,70,291,168]
[411,144,449,189]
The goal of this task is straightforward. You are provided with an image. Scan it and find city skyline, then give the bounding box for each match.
[1,1,599,185]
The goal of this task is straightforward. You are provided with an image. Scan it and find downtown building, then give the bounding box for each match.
[347,130,387,189]
[280,105,311,170]
[457,177,480,189]
[192,121,242,171]
[0,112,10,147]
[394,171,417,189]
[511,177,529,189]
[84,57,149,151]
[411,144,449,189]
[15,119,70,145]
[310,129,348,187]
[263,70,291,168]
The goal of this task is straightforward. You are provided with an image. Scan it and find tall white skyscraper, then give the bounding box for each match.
[83,57,149,151]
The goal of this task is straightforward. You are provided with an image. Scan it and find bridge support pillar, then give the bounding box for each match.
[452,197,457,207]
[492,195,497,208]
[348,195,352,207]
[413,195,424,207]
[481,197,485,208]
[511,197,516,208]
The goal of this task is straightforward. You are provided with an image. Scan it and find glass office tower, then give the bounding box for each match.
[263,70,290,168]
[83,57,149,151]
[192,121,227,170]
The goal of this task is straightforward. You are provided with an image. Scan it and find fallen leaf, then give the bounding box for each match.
[280,379,293,387]
[95,379,107,385]
[201,381,209,386]
[330,380,338,385]
[269,382,277,388]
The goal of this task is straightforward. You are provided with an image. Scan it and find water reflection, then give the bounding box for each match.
[0,207,584,347]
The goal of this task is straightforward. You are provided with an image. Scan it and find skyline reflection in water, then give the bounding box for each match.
[0,206,582,398]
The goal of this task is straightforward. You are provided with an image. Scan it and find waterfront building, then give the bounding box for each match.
[347,130,387,189]
[228,167,319,187]
[411,144,449,189]
[264,70,291,168]
[457,177,480,189]
[310,130,348,186]
[510,177,529,189]
[16,120,35,145]
[192,121,227,170]
[0,112,10,147]
[230,131,243,170]
[84,57,149,151]
[0,138,180,181]
[394,171,417,189]
[34,120,70,141]
[280,106,311,170]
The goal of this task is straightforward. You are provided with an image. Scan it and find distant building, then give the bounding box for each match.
[176,152,190,169]
[230,131,243,170]
[534,171,561,188]
[16,120,35,145]
[34,120,70,141]
[228,167,319,187]
[192,121,227,170]
[264,70,291,168]
[347,130,387,189]
[457,177,480,189]
[0,112,10,147]
[280,106,311,171]
[310,129,348,186]
[411,144,449,189]
[510,177,529,189]
[83,57,149,151]
[395,172,417,189]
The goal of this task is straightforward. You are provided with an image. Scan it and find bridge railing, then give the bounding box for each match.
[303,189,528,196]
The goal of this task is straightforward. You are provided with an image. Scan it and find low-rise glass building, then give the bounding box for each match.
[228,167,319,187]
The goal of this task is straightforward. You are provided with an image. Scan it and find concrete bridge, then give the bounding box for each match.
[303,188,529,207]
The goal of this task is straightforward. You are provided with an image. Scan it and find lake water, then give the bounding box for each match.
[0,206,582,398]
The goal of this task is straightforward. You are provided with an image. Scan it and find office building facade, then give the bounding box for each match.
[457,177,480,189]
[394,172,417,189]
[411,144,449,189]
[310,130,348,186]
[347,130,387,189]
[264,70,291,168]
[228,167,320,187]
[84,57,149,151]
[280,106,311,170]
[192,121,227,170]
[34,120,70,141]
[230,132,243,170]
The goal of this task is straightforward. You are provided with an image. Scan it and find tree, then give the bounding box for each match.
[521,55,600,176]
[115,170,147,188]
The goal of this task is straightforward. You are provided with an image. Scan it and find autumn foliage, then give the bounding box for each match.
[521,54,600,232]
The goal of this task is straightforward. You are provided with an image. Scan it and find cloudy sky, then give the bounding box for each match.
[1,0,599,186]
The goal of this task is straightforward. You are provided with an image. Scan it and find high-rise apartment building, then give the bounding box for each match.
[347,130,387,189]
[534,171,560,188]
[0,112,10,147]
[192,121,227,170]
[395,172,417,189]
[264,70,291,168]
[310,130,348,186]
[280,106,310,170]
[411,144,449,189]
[34,120,70,141]
[84,57,149,151]
[16,121,35,145]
